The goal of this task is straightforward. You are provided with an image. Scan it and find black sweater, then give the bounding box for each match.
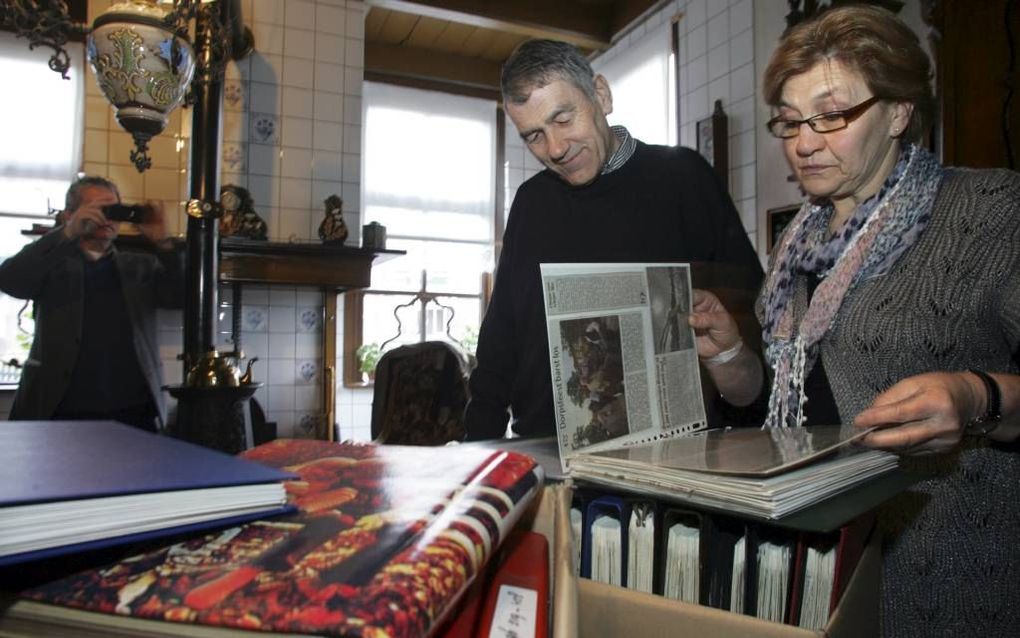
[465,142,764,440]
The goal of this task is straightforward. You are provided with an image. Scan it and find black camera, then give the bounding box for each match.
[102,203,146,223]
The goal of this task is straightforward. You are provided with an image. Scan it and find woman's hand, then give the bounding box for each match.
[688,289,742,360]
[853,371,984,454]
[688,289,763,406]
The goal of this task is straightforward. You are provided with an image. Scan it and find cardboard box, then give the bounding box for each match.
[524,484,879,638]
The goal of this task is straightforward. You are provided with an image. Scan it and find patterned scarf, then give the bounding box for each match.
[757,144,944,428]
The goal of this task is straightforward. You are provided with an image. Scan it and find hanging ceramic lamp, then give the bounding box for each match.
[87,0,196,172]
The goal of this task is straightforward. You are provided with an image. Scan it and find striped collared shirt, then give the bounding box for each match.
[602,125,637,175]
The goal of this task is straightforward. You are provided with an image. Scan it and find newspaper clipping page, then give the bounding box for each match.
[541,263,707,467]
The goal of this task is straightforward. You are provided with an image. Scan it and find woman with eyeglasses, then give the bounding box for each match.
[689,5,1020,636]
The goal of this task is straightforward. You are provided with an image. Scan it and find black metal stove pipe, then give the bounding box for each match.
[183,2,226,366]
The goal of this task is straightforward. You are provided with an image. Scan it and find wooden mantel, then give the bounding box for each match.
[219,238,405,290]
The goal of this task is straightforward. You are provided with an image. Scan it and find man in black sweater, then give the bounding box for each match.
[464,39,764,440]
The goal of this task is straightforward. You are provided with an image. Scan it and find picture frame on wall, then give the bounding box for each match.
[696,99,728,183]
[766,204,801,253]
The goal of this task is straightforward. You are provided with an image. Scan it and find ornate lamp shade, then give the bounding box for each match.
[87,0,195,172]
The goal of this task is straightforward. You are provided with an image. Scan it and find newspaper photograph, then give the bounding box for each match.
[541,263,708,470]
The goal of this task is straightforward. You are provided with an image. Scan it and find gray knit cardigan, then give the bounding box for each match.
[808,168,1020,637]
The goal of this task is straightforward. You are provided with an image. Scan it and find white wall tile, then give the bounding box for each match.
[686,24,707,59]
[344,38,363,68]
[342,124,361,154]
[250,81,280,113]
[343,67,362,95]
[344,11,364,39]
[316,4,347,35]
[296,333,320,358]
[251,54,283,84]
[268,384,295,412]
[282,87,314,118]
[279,207,312,241]
[729,28,753,68]
[269,305,297,332]
[341,181,360,212]
[280,177,312,208]
[341,153,360,183]
[312,120,343,151]
[285,0,316,30]
[252,0,284,24]
[687,54,707,90]
[253,22,284,55]
[729,0,753,36]
[688,85,708,123]
[314,62,343,94]
[314,92,343,122]
[729,62,754,101]
[342,96,362,125]
[684,0,707,30]
[707,0,728,18]
[707,11,729,49]
[730,163,755,200]
[248,143,281,177]
[295,384,320,411]
[312,179,344,206]
[282,57,314,89]
[708,43,729,81]
[729,95,756,134]
[729,129,755,168]
[315,33,344,64]
[282,116,313,149]
[269,331,297,358]
[736,196,757,233]
[284,28,316,60]
[312,150,341,181]
[281,147,313,178]
[708,76,729,107]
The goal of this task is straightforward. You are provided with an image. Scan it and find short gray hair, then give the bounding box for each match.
[501,39,596,105]
[65,175,119,212]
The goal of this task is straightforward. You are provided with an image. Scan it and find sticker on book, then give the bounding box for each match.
[489,584,538,638]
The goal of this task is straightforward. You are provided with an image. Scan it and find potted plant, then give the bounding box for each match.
[356,342,382,382]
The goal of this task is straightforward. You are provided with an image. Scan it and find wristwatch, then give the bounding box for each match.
[966,369,1002,436]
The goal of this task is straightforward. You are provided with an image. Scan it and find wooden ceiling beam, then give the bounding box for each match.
[366,0,614,51]
[365,41,503,93]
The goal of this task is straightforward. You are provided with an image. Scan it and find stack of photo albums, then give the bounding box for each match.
[566,426,899,631]
[540,263,908,632]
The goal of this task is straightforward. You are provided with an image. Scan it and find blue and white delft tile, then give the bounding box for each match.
[250,112,279,144]
[296,306,321,332]
[222,143,246,172]
[296,412,321,438]
[296,359,318,384]
[243,305,268,332]
[223,80,245,111]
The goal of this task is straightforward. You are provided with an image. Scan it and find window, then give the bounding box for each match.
[344,82,497,384]
[0,32,85,384]
[595,21,676,146]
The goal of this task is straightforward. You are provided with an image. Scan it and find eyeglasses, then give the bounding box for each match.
[766,96,881,139]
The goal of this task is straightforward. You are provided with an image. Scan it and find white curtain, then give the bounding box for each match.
[363,82,496,234]
[0,31,84,215]
[594,22,675,146]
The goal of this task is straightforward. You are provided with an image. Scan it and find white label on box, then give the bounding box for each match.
[488,584,538,638]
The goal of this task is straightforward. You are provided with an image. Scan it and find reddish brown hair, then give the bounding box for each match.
[762,4,934,143]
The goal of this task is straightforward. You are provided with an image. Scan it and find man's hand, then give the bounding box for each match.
[136,201,171,249]
[63,189,118,241]
[688,289,742,360]
[853,371,984,454]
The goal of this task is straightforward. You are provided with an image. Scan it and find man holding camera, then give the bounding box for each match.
[0,175,185,431]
